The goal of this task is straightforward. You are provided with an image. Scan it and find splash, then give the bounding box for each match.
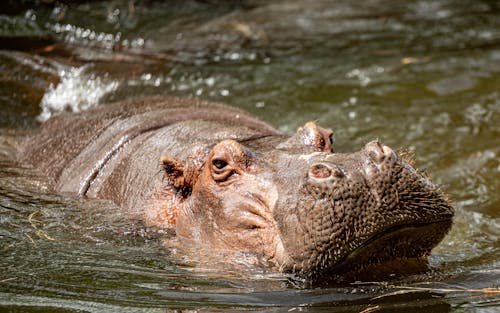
[38,65,119,122]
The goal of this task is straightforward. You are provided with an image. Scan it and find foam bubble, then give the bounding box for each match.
[38,65,118,122]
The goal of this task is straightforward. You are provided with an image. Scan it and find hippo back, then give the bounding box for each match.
[19,96,282,209]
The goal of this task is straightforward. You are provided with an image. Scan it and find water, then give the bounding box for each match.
[0,0,499,311]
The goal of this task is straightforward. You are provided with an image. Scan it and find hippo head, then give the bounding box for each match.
[161,122,454,282]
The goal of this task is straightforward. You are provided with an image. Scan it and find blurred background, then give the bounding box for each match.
[0,1,499,312]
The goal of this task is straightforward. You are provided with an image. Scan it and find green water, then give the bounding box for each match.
[0,0,499,311]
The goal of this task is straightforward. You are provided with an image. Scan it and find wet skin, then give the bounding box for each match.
[19,96,454,282]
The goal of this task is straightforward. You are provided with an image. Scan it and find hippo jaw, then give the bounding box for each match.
[324,219,453,282]
[273,141,454,281]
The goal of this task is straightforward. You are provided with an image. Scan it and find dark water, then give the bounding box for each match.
[1,0,499,311]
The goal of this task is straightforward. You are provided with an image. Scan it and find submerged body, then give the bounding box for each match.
[19,96,454,282]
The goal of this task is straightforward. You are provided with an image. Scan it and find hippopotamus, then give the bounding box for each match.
[19,96,454,282]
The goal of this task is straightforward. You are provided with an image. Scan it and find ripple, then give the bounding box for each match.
[427,74,478,96]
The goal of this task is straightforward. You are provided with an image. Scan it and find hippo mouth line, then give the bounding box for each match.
[328,219,453,280]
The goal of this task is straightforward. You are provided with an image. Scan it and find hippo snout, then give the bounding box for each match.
[275,139,453,280]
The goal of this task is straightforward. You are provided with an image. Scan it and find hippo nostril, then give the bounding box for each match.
[368,150,384,163]
[309,163,344,180]
[367,141,385,163]
[309,164,332,179]
[332,166,345,178]
[365,141,398,164]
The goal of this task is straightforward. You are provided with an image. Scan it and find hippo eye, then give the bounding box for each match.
[212,159,228,170]
[211,158,235,183]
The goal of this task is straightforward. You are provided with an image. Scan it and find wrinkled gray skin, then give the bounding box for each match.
[19,96,454,282]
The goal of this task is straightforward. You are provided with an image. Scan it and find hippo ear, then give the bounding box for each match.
[160,156,195,196]
[277,122,333,152]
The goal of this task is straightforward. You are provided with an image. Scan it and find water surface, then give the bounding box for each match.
[0,0,499,311]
